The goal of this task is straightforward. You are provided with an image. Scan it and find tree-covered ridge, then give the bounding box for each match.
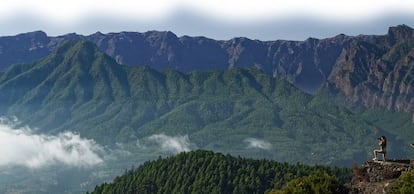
[90,150,351,194]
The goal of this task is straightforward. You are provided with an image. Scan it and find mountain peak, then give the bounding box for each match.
[389,24,413,31]
[143,30,178,40]
[54,40,98,56]
[59,32,83,40]
[70,40,97,50]
[46,40,120,73]
[13,30,48,38]
[387,24,414,43]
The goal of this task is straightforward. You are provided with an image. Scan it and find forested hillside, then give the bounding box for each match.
[90,150,350,194]
[1,40,409,166]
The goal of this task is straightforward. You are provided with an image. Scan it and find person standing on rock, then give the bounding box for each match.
[373,136,387,161]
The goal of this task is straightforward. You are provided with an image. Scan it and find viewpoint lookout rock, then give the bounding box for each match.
[351,159,413,193]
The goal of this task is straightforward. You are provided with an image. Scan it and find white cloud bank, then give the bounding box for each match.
[0,0,414,41]
[147,134,192,153]
[1,0,413,23]
[244,138,272,150]
[0,119,103,169]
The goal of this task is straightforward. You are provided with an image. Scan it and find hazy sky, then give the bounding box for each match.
[1,0,414,40]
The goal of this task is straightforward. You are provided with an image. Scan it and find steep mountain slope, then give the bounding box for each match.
[0,40,411,166]
[325,24,414,117]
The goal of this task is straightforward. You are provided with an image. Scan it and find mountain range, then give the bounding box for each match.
[1,25,414,118]
[0,39,413,166]
[0,29,348,93]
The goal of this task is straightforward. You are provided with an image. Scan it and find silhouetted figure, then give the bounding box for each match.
[373,136,387,161]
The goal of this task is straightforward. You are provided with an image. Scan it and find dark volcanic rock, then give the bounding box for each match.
[351,160,413,193]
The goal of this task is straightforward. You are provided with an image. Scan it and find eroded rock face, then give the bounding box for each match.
[325,25,414,118]
[351,160,413,193]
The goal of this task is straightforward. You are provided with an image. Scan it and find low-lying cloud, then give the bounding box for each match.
[0,119,103,168]
[244,138,272,150]
[147,134,192,153]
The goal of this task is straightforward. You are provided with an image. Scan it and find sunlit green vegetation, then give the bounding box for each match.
[90,150,351,194]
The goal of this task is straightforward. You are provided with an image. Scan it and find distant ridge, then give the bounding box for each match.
[1,25,414,114]
[0,27,353,93]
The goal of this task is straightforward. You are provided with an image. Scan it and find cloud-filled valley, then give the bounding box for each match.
[0,117,104,169]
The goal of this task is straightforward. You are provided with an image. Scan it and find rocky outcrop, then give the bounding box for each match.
[351,160,413,193]
[325,24,414,117]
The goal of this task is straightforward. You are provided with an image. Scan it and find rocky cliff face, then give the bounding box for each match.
[0,31,51,67]
[325,25,414,117]
[88,32,355,93]
[351,160,413,193]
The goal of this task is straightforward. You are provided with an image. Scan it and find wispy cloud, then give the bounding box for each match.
[0,118,103,169]
[147,133,192,153]
[244,138,272,150]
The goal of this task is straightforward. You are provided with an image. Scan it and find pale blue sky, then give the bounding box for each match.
[1,0,413,40]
